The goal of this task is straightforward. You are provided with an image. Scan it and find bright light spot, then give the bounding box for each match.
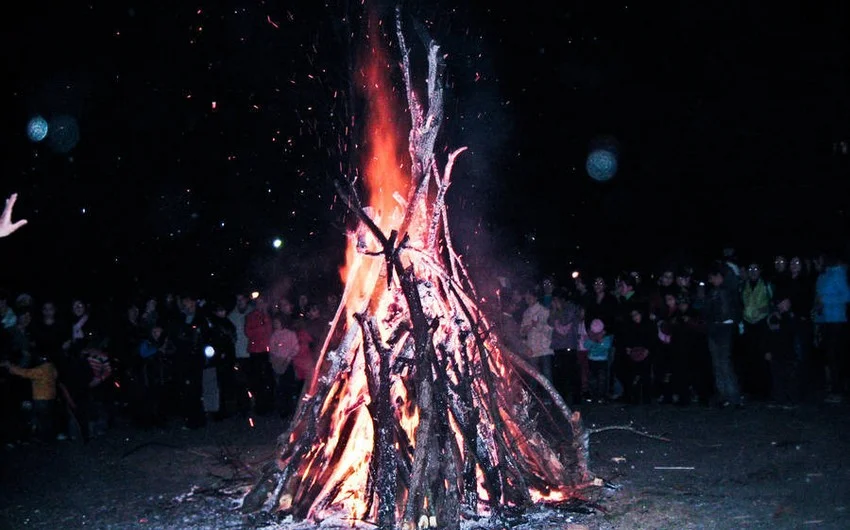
[586,149,618,182]
[571,271,580,279]
[26,116,48,142]
[251,291,260,300]
[272,238,283,249]
[204,345,216,358]
[248,417,255,428]
[211,101,217,110]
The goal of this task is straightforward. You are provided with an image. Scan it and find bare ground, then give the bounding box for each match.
[1,401,848,530]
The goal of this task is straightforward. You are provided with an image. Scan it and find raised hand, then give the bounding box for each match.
[0,193,28,238]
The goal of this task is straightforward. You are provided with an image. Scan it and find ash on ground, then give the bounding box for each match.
[2,402,848,529]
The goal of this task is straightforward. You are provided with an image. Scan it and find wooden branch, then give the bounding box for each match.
[588,425,671,443]
[426,147,468,250]
[354,314,380,402]
[438,430,461,530]
[374,323,397,529]
[569,411,592,483]
[447,286,526,509]
[446,320,536,504]
[240,467,283,513]
[397,266,438,526]
[333,180,391,249]
[497,347,592,484]
[423,28,441,109]
[413,22,444,177]
[405,248,481,321]
[395,6,422,145]
[243,335,357,515]
[499,349,573,427]
[395,8,448,248]
[430,343,482,510]
[430,345,463,530]
[437,190,459,283]
[297,407,362,518]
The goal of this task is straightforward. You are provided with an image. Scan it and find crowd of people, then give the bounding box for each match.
[499,250,850,409]
[0,285,338,446]
[2,249,850,448]
[2,193,849,449]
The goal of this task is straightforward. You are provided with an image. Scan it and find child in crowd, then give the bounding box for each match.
[2,353,58,442]
[763,298,799,405]
[584,319,614,403]
[134,325,174,427]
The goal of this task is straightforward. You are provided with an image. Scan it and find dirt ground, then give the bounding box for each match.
[1,400,848,530]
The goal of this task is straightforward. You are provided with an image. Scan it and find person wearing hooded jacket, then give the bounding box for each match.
[815,254,850,401]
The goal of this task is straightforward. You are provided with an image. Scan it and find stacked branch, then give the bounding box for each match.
[243,9,595,529]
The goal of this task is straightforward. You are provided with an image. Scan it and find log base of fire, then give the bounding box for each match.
[243,9,597,529]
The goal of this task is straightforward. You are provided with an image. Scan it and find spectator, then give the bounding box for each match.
[2,353,57,442]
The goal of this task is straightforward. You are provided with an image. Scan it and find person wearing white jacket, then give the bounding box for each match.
[521,289,554,381]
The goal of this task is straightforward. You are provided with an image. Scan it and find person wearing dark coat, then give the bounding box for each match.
[615,308,656,404]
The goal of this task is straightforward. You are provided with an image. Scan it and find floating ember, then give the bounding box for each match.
[243,9,596,529]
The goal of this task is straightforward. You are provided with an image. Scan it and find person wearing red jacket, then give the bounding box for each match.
[244,296,273,414]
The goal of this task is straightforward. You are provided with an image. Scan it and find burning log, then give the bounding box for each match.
[243,8,598,528]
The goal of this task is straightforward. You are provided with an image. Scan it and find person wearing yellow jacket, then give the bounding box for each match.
[2,355,57,441]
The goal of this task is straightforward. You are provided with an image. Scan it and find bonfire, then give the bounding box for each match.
[243,9,598,529]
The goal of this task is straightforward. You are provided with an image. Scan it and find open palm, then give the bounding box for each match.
[0,193,28,238]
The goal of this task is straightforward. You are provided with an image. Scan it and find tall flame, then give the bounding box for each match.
[317,16,414,521]
[361,22,408,232]
[339,17,411,333]
[341,19,409,277]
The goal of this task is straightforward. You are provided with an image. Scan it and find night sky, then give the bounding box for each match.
[2,1,848,301]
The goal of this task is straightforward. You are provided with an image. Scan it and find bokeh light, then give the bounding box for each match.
[586,149,618,182]
[47,115,80,153]
[26,116,49,142]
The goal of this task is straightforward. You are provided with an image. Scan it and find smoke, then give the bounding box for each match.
[243,230,344,303]
[430,6,542,300]
[450,216,539,318]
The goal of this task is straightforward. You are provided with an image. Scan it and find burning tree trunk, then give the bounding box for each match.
[243,9,596,529]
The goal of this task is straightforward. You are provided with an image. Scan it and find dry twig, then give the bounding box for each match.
[588,425,671,443]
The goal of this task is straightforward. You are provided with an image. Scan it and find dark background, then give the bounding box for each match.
[1,1,848,301]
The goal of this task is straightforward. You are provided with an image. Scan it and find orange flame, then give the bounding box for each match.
[340,17,409,288]
[361,26,408,232]
[316,16,415,521]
